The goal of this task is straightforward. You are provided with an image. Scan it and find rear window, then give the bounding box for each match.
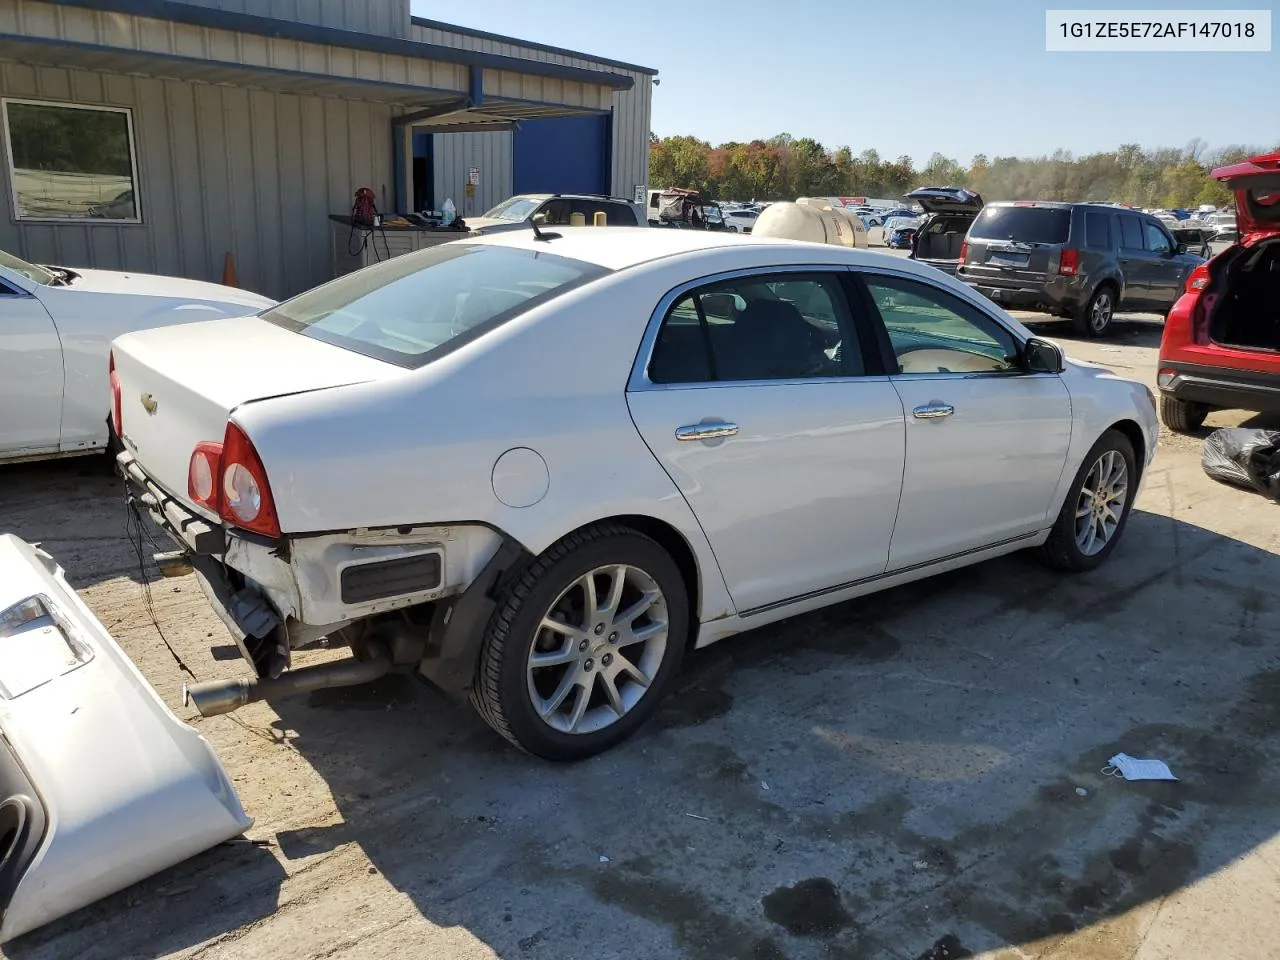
[262,245,607,369]
[1084,211,1111,248]
[969,206,1070,244]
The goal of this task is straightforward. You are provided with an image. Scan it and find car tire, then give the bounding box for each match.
[1160,395,1209,432]
[470,522,689,761]
[1072,284,1117,338]
[1039,429,1138,573]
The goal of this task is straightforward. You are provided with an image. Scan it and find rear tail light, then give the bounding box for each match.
[187,442,223,510]
[1058,248,1080,276]
[1186,263,1210,293]
[186,423,281,538]
[108,351,122,438]
[959,240,969,263]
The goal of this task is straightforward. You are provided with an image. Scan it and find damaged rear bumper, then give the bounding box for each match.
[0,535,251,944]
[117,450,530,696]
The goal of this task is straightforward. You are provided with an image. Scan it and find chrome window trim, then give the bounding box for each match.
[626,263,866,393]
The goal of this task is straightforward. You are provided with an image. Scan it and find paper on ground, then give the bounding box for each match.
[1108,752,1178,781]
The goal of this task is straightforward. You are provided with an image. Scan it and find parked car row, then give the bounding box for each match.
[2,155,1275,766]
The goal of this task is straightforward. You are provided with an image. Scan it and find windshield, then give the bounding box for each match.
[970,206,1071,244]
[262,244,608,369]
[482,197,543,221]
[0,249,55,286]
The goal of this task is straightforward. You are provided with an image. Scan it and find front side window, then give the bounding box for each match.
[538,200,571,225]
[648,273,861,385]
[262,244,607,369]
[1144,222,1172,254]
[864,275,1020,375]
[3,99,140,222]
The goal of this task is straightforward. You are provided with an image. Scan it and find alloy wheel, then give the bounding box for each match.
[1074,449,1128,556]
[526,565,669,735]
[1090,291,1113,331]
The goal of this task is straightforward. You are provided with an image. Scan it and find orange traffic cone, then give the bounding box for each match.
[222,251,238,288]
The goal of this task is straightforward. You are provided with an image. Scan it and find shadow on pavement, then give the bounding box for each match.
[5,841,287,959]
[238,508,1280,959]
[0,457,150,588]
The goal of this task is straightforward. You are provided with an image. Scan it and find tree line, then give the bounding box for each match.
[648,134,1277,209]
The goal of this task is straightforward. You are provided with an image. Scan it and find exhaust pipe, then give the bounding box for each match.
[184,643,391,717]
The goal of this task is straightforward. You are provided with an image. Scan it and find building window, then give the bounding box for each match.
[2,99,141,223]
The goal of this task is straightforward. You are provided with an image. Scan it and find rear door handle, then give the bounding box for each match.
[913,402,954,420]
[675,421,739,441]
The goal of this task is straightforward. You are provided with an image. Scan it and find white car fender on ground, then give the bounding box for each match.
[0,535,251,944]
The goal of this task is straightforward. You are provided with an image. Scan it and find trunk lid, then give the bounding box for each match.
[111,315,401,507]
[1212,153,1280,239]
[906,186,984,215]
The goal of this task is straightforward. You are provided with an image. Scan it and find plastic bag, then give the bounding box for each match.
[1202,428,1280,501]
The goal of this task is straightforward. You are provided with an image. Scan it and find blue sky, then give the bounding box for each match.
[410,0,1277,163]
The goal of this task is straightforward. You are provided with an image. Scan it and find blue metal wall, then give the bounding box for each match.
[513,115,611,196]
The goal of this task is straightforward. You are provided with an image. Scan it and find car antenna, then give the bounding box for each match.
[530,219,561,242]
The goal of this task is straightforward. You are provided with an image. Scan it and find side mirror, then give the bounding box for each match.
[1024,337,1065,374]
[532,213,547,224]
[1174,242,1187,255]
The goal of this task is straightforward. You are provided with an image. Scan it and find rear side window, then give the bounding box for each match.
[969,206,1070,244]
[1084,211,1112,248]
[1118,216,1145,250]
[569,199,634,225]
[262,245,607,369]
[647,273,862,384]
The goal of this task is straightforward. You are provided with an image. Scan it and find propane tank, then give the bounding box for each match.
[751,198,868,248]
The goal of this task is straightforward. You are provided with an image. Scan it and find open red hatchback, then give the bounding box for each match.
[1157,152,1280,431]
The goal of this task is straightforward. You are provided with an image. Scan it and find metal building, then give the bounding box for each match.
[0,0,656,299]
[409,17,655,217]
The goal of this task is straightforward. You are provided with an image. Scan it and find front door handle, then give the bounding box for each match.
[675,421,739,442]
[913,402,954,420]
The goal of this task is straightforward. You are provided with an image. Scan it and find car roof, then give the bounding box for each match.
[511,193,634,203]
[462,226,944,274]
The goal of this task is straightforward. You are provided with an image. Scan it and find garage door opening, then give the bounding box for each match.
[514,114,611,197]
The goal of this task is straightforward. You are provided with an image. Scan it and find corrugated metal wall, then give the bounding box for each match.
[0,61,397,299]
[432,130,509,218]
[409,22,652,207]
[168,0,410,37]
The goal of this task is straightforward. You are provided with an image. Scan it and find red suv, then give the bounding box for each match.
[1158,153,1280,431]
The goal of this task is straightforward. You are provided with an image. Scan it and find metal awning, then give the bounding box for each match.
[0,34,472,111]
[406,98,609,132]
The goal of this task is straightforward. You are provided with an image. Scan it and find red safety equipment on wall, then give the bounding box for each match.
[352,187,378,226]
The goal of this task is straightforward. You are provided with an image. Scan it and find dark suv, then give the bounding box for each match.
[957,202,1206,336]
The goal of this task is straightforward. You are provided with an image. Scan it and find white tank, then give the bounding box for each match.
[751,198,868,248]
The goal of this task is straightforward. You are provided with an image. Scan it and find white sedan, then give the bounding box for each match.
[113,229,1158,760]
[0,250,274,464]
